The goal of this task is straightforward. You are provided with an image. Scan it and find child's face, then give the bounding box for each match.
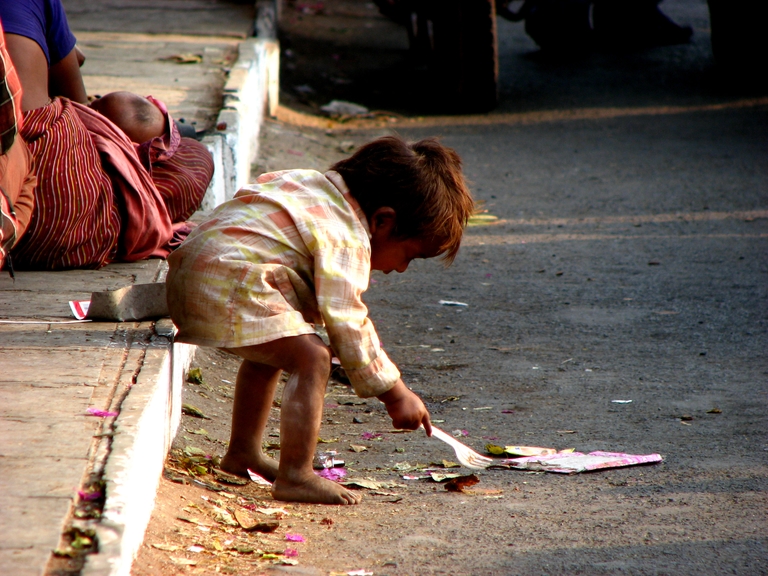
[370,235,441,274]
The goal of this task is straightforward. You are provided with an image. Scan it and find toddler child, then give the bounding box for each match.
[166,135,474,505]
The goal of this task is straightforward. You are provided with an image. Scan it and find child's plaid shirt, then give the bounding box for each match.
[166,169,400,398]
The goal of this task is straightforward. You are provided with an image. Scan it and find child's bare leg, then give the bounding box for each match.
[272,369,361,505]
[224,336,361,505]
[220,360,281,481]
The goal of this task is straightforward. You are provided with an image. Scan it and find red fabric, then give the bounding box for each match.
[73,101,175,260]
[0,19,23,152]
[152,137,213,223]
[12,98,120,270]
[11,96,211,270]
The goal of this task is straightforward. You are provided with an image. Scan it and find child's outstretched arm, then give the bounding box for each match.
[377,379,432,436]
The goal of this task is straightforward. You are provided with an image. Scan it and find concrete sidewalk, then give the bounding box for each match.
[0,1,278,574]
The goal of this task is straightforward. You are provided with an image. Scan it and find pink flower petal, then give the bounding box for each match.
[314,468,346,481]
[86,407,118,417]
[284,548,299,557]
[285,533,305,542]
[77,490,102,501]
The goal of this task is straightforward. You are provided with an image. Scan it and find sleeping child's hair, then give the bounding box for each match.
[330,135,474,264]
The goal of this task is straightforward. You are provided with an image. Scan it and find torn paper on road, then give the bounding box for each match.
[498,451,662,474]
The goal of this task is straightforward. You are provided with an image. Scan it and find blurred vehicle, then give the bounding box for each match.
[372,0,767,113]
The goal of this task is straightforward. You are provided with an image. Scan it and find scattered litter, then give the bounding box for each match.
[159,53,203,64]
[151,543,180,552]
[315,468,347,481]
[467,213,499,226]
[320,100,369,116]
[498,451,662,474]
[187,545,205,553]
[485,444,557,456]
[187,367,204,385]
[284,548,299,557]
[86,407,117,418]
[473,406,493,411]
[501,409,515,414]
[246,469,272,486]
[182,404,209,418]
[349,444,368,453]
[452,429,469,437]
[707,408,722,414]
[345,570,374,576]
[315,450,345,468]
[285,533,306,542]
[439,300,468,307]
[211,506,238,527]
[361,432,383,440]
[169,557,197,566]
[77,490,102,502]
[441,460,460,468]
[680,414,693,421]
[557,430,577,434]
[445,474,480,492]
[70,300,90,319]
[255,507,289,518]
[430,472,463,482]
[611,400,633,404]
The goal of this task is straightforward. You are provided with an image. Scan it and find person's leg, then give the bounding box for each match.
[220,360,282,481]
[225,334,362,505]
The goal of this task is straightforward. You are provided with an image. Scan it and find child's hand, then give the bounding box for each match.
[377,379,432,436]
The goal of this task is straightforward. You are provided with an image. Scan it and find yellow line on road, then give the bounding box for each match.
[470,209,768,229]
[275,97,768,130]
[463,233,768,246]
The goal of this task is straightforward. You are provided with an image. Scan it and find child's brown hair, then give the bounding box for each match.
[330,135,474,263]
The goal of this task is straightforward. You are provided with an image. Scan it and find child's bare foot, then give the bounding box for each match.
[220,450,279,482]
[272,473,362,505]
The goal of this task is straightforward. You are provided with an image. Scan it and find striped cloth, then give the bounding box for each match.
[166,169,401,398]
[12,98,121,269]
[0,19,21,153]
[1,20,36,271]
[151,137,214,224]
[11,98,213,270]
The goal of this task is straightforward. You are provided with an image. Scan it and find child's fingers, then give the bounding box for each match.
[422,413,432,436]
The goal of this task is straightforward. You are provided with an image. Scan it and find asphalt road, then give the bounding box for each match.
[274,0,768,573]
[135,1,767,573]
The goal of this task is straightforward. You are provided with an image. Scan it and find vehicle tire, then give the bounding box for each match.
[416,0,499,113]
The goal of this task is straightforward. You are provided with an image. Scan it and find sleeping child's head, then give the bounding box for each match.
[330,135,474,273]
[89,91,166,144]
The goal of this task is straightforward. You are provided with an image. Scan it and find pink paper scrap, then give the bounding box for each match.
[284,548,299,557]
[500,451,662,474]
